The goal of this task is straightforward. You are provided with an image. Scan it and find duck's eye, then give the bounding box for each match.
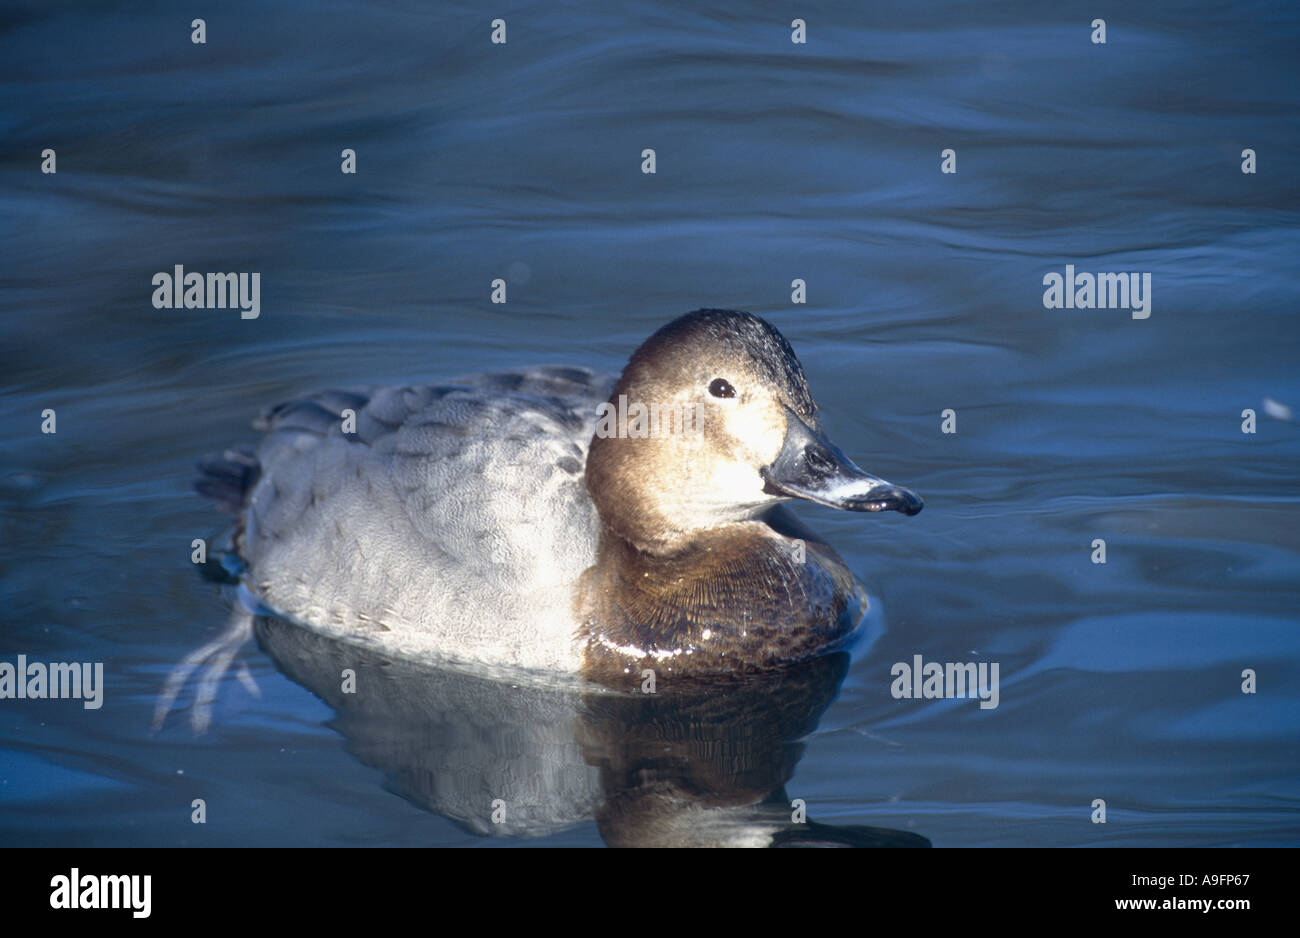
[708,378,736,399]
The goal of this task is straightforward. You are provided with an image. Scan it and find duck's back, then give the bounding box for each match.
[211,366,617,673]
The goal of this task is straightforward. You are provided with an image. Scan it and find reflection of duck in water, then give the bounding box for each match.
[250,617,929,848]
[188,309,921,683]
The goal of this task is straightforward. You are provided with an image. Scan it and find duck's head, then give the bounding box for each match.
[585,309,922,554]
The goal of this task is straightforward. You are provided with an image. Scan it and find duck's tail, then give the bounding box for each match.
[194,444,260,515]
[193,444,260,569]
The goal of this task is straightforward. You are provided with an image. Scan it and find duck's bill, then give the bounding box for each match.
[761,418,923,516]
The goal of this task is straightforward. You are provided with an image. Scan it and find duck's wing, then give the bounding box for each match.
[198,367,617,669]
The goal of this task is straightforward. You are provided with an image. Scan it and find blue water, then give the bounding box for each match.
[1,0,1297,846]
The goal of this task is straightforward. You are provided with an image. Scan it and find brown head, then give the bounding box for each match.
[584,309,921,554]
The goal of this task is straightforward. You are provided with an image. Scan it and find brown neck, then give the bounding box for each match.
[584,429,685,555]
[574,521,863,688]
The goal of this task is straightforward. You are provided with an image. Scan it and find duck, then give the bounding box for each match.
[196,308,922,687]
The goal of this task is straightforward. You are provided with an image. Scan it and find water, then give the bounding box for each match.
[2,0,1297,846]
